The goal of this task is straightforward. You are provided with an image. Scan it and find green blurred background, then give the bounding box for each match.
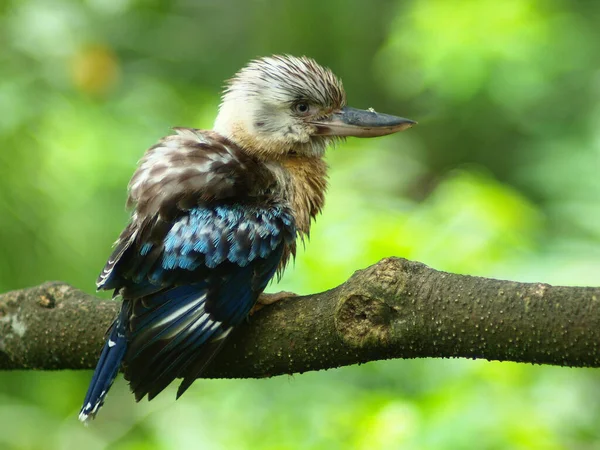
[1,0,600,448]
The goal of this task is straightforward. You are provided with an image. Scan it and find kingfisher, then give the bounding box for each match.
[79,55,415,422]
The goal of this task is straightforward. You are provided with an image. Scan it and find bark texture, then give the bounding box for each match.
[1,257,599,377]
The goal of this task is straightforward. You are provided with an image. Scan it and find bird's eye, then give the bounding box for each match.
[293,102,311,115]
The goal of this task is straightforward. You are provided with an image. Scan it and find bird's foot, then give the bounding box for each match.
[249,291,297,316]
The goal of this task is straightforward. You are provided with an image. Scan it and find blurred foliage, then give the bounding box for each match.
[1,0,599,448]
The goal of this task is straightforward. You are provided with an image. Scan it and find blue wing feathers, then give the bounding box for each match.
[130,291,204,343]
[82,203,296,419]
[159,205,294,271]
[125,285,225,401]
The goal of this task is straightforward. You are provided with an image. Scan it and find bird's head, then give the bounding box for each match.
[213,55,415,160]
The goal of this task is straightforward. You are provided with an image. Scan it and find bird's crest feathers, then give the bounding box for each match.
[223,55,346,109]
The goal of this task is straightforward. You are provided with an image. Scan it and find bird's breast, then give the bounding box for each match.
[275,156,328,237]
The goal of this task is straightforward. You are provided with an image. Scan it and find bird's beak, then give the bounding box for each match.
[311,106,416,138]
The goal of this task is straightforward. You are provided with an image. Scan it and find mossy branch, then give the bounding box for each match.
[1,257,599,376]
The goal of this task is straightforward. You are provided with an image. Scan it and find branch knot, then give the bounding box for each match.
[336,295,395,348]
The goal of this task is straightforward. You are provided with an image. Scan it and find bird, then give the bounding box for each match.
[79,54,415,423]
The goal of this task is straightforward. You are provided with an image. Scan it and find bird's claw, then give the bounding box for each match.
[249,291,297,316]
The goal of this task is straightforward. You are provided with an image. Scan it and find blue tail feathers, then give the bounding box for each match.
[79,303,129,423]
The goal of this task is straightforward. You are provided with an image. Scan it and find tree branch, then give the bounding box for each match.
[1,257,599,377]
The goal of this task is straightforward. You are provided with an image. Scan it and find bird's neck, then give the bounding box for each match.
[216,120,327,160]
[276,156,328,237]
[213,117,328,235]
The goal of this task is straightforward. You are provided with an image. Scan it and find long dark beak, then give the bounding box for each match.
[311,106,416,138]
